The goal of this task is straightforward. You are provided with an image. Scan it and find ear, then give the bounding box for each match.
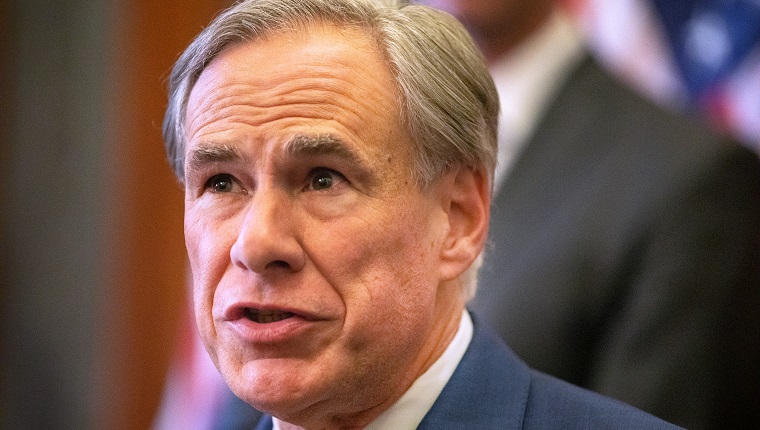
[438,166,490,282]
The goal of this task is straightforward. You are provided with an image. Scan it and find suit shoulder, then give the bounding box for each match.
[522,370,682,429]
[557,58,749,160]
[541,57,760,203]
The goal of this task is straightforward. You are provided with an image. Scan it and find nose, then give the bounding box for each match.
[230,189,305,274]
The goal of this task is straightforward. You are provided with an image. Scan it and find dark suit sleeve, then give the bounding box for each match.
[585,144,760,430]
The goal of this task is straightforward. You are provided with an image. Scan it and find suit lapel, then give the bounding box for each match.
[417,314,533,429]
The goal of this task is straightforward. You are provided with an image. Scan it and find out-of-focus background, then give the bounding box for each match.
[0,1,232,429]
[1,0,757,429]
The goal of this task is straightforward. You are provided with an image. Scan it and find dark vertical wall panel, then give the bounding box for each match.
[1,1,231,429]
[0,0,12,424]
[1,0,112,428]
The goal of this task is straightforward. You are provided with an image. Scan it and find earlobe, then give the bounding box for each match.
[439,166,490,282]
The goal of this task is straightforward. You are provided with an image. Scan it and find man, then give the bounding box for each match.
[162,0,680,428]
[421,1,760,429]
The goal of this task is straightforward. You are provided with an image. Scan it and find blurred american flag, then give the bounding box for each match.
[566,0,760,151]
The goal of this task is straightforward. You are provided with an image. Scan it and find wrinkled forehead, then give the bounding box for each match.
[193,18,387,91]
[185,22,399,123]
[184,21,395,124]
[183,22,412,176]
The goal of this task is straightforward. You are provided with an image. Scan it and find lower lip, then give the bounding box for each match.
[224,315,319,344]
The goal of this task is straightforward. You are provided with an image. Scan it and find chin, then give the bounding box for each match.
[227,358,321,416]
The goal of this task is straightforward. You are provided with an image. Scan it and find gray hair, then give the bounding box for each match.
[162,0,499,300]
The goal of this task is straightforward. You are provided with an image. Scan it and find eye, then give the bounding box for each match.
[205,173,239,193]
[307,168,346,191]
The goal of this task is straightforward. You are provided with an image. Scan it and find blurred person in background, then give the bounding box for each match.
[420,0,760,429]
[575,0,760,152]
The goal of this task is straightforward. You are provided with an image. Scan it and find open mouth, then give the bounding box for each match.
[242,308,295,324]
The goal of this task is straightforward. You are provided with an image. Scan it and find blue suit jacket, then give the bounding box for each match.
[213,313,680,429]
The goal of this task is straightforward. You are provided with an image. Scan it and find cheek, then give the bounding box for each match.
[184,206,237,276]
[378,205,446,314]
[185,213,213,284]
[184,210,235,327]
[329,202,442,323]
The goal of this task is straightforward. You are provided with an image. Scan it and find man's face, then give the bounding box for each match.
[183,24,467,425]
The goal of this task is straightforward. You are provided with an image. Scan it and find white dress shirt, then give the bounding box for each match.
[273,310,474,430]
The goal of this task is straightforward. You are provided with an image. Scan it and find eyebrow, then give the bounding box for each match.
[186,134,366,175]
[187,142,244,173]
[284,134,363,165]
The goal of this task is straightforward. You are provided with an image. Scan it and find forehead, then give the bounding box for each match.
[201,22,387,83]
[184,23,404,149]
